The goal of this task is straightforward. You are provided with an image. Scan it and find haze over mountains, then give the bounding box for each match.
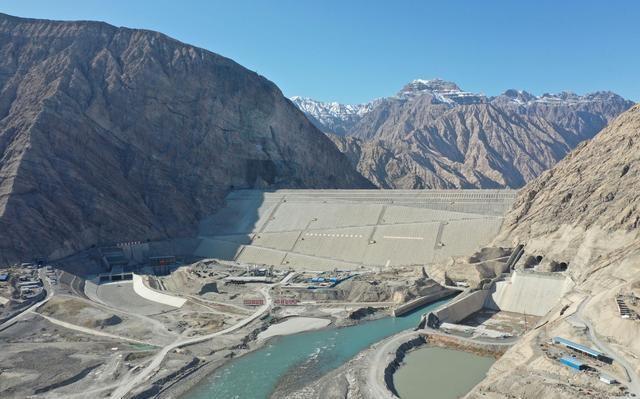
[292,79,634,189]
[0,13,370,264]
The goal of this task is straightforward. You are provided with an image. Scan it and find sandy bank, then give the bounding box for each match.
[258,317,332,340]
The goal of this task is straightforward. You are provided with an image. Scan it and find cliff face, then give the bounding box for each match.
[0,14,371,264]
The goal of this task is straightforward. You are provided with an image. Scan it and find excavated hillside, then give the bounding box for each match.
[468,104,640,398]
[0,14,371,265]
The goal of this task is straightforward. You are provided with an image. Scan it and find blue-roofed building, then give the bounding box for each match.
[560,356,587,371]
[0,273,9,281]
[552,337,612,364]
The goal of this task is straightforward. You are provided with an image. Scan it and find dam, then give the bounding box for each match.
[178,189,519,398]
[193,189,517,270]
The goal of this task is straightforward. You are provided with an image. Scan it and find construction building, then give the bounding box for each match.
[560,356,587,371]
[599,374,617,384]
[552,337,612,364]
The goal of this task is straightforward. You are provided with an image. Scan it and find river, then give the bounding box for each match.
[182,298,451,399]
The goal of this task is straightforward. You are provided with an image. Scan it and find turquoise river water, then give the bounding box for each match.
[183,298,452,399]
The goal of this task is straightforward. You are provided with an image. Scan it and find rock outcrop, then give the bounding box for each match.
[0,14,371,265]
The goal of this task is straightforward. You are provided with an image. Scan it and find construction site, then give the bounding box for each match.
[2,188,636,399]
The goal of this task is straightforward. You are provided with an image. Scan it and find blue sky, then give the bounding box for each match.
[2,1,638,103]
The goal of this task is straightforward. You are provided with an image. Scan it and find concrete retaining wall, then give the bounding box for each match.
[393,289,456,317]
[484,270,571,316]
[430,290,489,324]
[132,274,186,308]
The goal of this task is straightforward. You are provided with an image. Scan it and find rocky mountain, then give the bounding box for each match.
[0,13,371,265]
[500,104,640,241]
[468,106,640,398]
[294,79,634,189]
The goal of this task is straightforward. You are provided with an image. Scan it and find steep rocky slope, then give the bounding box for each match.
[468,105,640,398]
[297,80,633,189]
[0,14,371,265]
[500,104,640,240]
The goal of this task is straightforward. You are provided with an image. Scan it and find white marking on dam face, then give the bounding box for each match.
[305,233,364,238]
[383,236,425,240]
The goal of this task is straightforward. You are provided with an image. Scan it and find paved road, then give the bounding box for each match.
[575,295,640,396]
[421,327,519,346]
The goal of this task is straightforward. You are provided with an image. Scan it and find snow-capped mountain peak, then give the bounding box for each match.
[290,96,376,136]
[397,78,486,105]
[291,79,633,136]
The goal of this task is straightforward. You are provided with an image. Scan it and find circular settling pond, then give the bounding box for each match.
[393,346,495,399]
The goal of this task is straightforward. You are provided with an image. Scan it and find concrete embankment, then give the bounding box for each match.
[426,289,488,326]
[382,331,508,398]
[484,270,572,316]
[132,274,187,308]
[384,335,427,397]
[425,269,571,327]
[393,289,457,317]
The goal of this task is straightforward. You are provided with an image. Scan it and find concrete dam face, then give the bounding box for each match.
[194,189,518,270]
[484,271,573,316]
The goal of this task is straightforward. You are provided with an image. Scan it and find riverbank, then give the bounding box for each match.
[155,305,388,399]
[258,317,332,340]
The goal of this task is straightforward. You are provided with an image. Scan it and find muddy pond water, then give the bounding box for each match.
[393,346,495,399]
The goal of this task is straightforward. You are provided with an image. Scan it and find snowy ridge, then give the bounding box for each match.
[290,96,378,135]
[292,79,630,129]
[291,79,626,137]
[397,78,486,105]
